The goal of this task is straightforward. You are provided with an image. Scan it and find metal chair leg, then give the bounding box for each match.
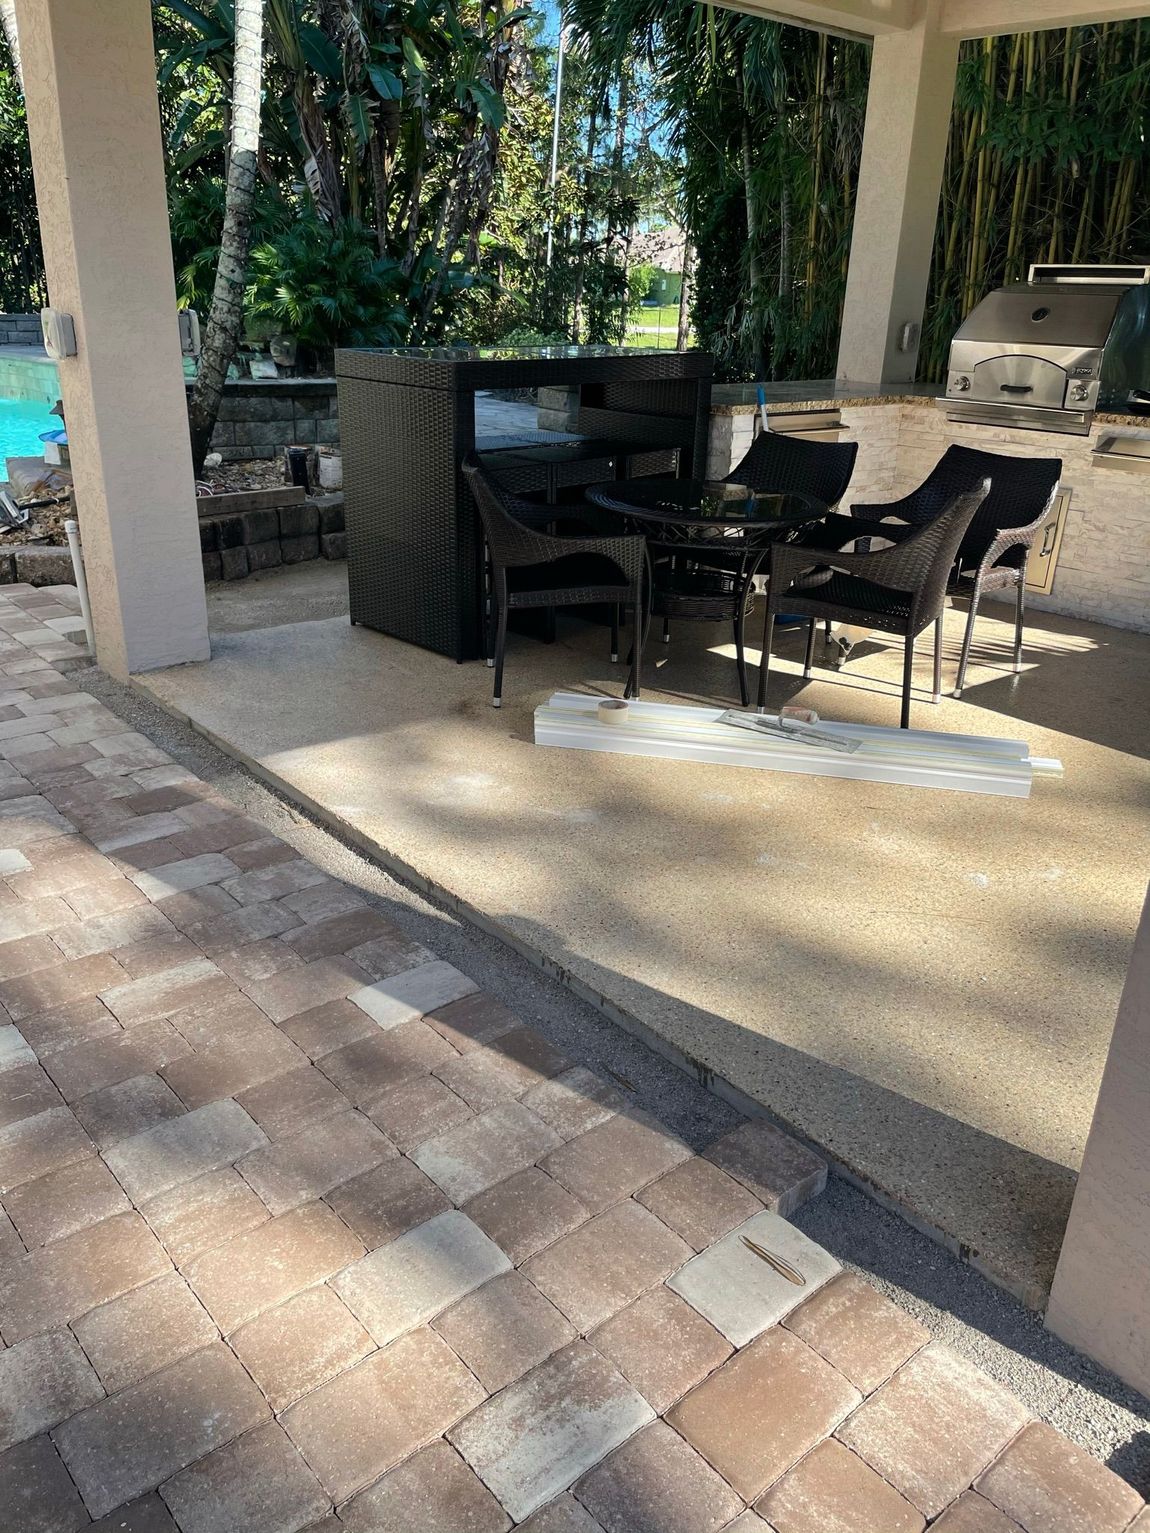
[610,605,620,664]
[734,602,750,709]
[901,631,914,729]
[492,581,509,708]
[756,607,777,713]
[803,618,816,680]
[932,615,943,703]
[1014,577,1025,672]
[625,571,644,700]
[661,617,671,645]
[954,586,980,697]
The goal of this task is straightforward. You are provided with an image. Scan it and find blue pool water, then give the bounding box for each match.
[0,397,57,461]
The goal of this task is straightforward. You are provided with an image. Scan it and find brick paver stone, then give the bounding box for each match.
[836,1342,1031,1518]
[449,1340,654,1523]
[185,1202,365,1333]
[17,996,122,1060]
[159,1421,329,1533]
[229,1286,373,1412]
[635,1157,764,1252]
[73,1072,185,1149]
[42,1019,191,1101]
[426,992,519,1052]
[338,1439,512,1533]
[159,1028,304,1111]
[667,1210,840,1347]
[463,1167,589,1266]
[366,1073,474,1151]
[103,1098,268,1204]
[130,855,240,902]
[0,1435,89,1533]
[87,1491,181,1531]
[142,1168,270,1268]
[667,1327,861,1501]
[317,1021,458,1105]
[930,1491,1026,1532]
[0,1331,105,1451]
[0,952,125,1023]
[347,959,478,1029]
[0,1211,170,1344]
[98,959,232,1029]
[516,1495,606,1532]
[0,1060,62,1131]
[237,1108,394,1215]
[540,1111,692,1213]
[574,1419,743,1533]
[703,1120,827,1216]
[325,1156,450,1249]
[242,957,369,1025]
[523,1200,693,1333]
[282,1327,485,1502]
[433,1271,576,1392]
[235,1064,347,1139]
[412,1100,563,1204]
[71,1273,218,1393]
[782,1271,930,1394]
[276,998,379,1060]
[333,1209,511,1344]
[53,1343,269,1519]
[3,1155,130,1248]
[587,1287,732,1413]
[974,1422,1145,1533]
[0,1104,94,1193]
[756,1437,925,1533]
[517,1068,624,1141]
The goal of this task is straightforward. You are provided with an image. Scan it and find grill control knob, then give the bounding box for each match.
[953,375,971,392]
[1070,383,1090,403]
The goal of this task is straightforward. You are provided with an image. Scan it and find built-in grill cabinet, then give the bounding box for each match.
[940,263,1150,435]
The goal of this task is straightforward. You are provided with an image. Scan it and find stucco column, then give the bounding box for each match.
[1045,885,1150,1397]
[15,0,209,676]
[836,14,959,384]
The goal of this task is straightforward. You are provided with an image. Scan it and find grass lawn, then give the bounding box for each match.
[624,304,688,348]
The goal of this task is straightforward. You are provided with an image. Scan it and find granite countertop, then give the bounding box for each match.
[710,379,936,415]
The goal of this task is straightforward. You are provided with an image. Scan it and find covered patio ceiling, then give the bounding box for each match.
[726,0,1150,39]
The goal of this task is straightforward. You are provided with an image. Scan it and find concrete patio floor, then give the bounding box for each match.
[137,563,1150,1307]
[3,580,1149,1530]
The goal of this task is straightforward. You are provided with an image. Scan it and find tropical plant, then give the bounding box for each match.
[245,214,410,362]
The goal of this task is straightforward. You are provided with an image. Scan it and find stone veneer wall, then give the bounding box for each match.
[185,378,340,461]
[705,403,1150,633]
[0,313,45,345]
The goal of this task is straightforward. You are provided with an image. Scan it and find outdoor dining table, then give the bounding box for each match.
[586,476,831,703]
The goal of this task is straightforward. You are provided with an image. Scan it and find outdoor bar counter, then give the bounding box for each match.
[704,380,1150,633]
[336,344,712,661]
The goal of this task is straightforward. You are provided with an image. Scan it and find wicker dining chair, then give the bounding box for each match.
[462,456,648,708]
[817,446,1061,695]
[757,482,990,728]
[648,429,860,696]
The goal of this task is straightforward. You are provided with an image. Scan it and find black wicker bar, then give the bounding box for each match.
[335,345,714,661]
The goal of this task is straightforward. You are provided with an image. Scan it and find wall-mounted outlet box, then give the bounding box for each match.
[40,309,77,360]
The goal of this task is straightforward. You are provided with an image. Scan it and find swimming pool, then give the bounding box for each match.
[0,397,58,462]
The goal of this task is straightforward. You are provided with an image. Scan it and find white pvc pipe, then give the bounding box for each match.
[64,518,95,656]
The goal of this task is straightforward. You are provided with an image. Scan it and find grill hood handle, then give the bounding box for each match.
[998,383,1034,394]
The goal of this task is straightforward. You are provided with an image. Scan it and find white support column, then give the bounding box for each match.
[15,0,209,677]
[1046,885,1150,1398]
[836,13,959,384]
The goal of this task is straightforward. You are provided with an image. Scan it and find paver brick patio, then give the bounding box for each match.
[0,587,1143,1531]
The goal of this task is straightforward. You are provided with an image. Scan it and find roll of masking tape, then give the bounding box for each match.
[598,699,630,726]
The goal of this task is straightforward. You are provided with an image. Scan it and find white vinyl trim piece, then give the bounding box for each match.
[534,693,1063,798]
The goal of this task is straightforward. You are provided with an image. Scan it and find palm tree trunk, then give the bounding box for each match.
[0,0,21,90]
[188,0,265,474]
[676,240,694,350]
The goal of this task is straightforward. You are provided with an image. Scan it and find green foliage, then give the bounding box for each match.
[0,63,44,312]
[245,215,411,360]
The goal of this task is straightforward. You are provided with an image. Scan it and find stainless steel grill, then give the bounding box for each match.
[939,262,1150,435]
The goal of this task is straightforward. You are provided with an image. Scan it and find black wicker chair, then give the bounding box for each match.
[462,456,648,708]
[757,482,990,728]
[818,446,1061,695]
[647,430,860,703]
